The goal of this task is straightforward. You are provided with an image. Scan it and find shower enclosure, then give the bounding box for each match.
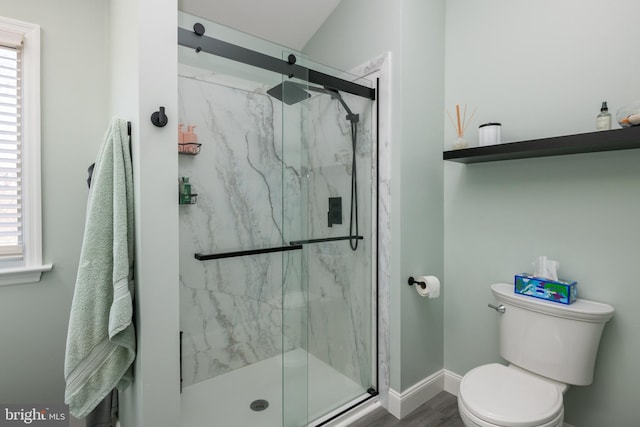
[177,12,377,427]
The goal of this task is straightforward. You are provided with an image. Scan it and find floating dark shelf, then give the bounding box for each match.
[443,126,640,164]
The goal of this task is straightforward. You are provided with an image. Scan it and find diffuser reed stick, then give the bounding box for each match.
[446,110,458,134]
[447,103,476,149]
[463,106,477,133]
[446,104,476,137]
[462,104,467,134]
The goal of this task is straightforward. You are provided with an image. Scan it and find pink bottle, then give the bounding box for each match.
[183,125,198,144]
[178,123,185,144]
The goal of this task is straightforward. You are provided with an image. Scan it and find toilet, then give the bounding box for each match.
[457,282,614,427]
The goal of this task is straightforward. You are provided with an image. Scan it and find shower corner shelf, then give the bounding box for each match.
[443,126,640,164]
[179,194,198,205]
[178,142,202,155]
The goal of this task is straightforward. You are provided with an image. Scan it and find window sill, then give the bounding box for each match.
[0,264,53,286]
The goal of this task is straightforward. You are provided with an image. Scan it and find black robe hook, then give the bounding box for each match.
[151,106,168,127]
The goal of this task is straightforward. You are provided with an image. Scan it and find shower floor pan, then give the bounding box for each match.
[180,348,367,427]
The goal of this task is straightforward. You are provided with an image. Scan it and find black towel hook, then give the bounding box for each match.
[151,106,168,127]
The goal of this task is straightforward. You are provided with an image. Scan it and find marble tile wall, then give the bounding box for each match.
[178,76,304,387]
[178,71,377,392]
[301,91,375,388]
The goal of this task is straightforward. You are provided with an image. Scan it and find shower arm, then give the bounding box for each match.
[306,86,359,124]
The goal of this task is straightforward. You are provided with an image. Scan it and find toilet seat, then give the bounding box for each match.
[458,364,563,427]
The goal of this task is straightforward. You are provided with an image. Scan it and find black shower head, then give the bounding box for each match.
[267,81,359,123]
[266,81,310,105]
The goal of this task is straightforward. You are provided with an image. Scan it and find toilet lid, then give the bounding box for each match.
[459,364,563,427]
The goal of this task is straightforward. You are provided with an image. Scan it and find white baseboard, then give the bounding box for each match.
[388,369,445,419]
[444,369,462,396]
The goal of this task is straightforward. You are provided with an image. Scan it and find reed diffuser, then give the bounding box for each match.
[447,104,476,149]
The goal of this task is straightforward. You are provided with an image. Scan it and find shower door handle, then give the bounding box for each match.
[195,244,303,260]
[289,235,363,245]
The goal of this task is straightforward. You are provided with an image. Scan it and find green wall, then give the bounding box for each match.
[398,0,445,390]
[305,0,446,393]
[444,1,640,425]
[0,0,109,403]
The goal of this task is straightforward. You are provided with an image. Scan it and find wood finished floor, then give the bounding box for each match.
[348,392,464,427]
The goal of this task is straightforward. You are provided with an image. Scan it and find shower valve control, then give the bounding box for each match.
[328,197,342,227]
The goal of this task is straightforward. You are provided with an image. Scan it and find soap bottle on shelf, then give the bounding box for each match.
[596,101,612,130]
[179,177,192,204]
[183,125,198,143]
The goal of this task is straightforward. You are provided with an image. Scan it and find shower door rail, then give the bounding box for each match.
[178,26,375,101]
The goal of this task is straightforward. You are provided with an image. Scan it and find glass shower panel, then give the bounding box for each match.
[282,53,376,424]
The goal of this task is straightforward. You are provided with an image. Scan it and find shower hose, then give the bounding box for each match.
[349,120,359,251]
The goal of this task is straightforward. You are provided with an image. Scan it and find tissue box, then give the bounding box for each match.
[514,274,577,305]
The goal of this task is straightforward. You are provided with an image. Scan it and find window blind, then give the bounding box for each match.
[0,42,22,259]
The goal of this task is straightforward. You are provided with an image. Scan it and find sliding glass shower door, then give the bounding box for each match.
[281,53,376,426]
[178,12,376,427]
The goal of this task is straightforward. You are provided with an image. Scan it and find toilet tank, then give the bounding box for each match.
[491,282,614,386]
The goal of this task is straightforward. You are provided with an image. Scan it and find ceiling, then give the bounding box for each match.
[179,0,342,51]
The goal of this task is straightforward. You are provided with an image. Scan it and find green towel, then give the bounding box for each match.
[64,118,136,418]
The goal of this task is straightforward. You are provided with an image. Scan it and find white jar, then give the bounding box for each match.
[478,123,501,146]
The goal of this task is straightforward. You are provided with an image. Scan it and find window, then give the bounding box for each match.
[0,16,50,285]
[0,33,22,259]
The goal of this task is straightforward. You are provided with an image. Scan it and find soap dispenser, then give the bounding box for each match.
[183,125,198,144]
[179,177,192,204]
[596,102,612,130]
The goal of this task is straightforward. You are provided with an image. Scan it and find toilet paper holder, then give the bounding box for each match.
[408,276,426,290]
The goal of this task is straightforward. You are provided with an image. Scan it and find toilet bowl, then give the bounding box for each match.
[456,283,614,427]
[457,364,564,427]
